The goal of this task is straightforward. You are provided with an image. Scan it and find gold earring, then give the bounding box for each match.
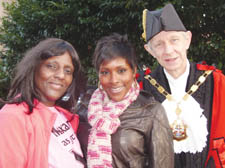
[134,79,139,88]
[98,81,103,90]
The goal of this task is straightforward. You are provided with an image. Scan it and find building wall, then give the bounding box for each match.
[0,0,13,20]
[0,0,13,50]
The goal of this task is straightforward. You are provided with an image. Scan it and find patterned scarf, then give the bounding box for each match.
[87,82,140,168]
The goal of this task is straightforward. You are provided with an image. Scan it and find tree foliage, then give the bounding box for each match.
[0,0,225,98]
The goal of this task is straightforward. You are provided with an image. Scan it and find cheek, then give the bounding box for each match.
[123,73,135,86]
[99,76,108,87]
[67,76,73,85]
[153,49,162,58]
[127,77,135,87]
[34,70,44,88]
[155,56,164,64]
[64,76,73,90]
[36,67,49,80]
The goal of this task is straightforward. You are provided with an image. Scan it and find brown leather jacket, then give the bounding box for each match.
[77,89,174,168]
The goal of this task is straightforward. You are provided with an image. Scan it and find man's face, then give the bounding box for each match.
[144,31,192,78]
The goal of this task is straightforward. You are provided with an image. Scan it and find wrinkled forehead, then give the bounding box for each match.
[149,31,185,43]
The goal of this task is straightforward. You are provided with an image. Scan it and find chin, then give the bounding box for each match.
[111,96,125,102]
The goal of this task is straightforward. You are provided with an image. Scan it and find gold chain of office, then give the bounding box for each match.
[144,70,213,141]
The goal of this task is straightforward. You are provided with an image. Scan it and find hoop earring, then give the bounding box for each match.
[134,79,139,88]
[98,81,103,90]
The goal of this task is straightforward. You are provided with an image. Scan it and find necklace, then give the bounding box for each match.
[144,70,213,141]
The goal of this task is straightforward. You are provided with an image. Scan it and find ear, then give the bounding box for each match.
[144,43,156,58]
[132,66,138,81]
[185,31,192,50]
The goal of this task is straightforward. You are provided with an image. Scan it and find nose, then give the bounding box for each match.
[110,72,119,84]
[54,68,65,79]
[164,42,173,54]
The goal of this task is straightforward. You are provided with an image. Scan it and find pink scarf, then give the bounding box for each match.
[87,82,140,168]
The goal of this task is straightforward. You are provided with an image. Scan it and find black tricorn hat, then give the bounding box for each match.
[142,4,186,42]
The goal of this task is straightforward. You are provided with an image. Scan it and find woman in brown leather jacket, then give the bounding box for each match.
[77,33,174,168]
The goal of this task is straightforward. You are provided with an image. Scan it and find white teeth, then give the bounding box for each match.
[110,87,123,93]
[50,83,63,89]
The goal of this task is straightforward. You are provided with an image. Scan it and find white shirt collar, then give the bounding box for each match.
[163,60,190,99]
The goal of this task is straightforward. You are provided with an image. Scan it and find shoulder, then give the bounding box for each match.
[196,62,219,71]
[137,90,157,104]
[194,61,225,80]
[0,103,28,117]
[130,90,164,116]
[194,61,223,76]
[212,69,225,78]
[0,103,29,161]
[136,92,169,127]
[0,103,29,134]
[126,91,169,128]
[136,66,164,88]
[212,70,225,87]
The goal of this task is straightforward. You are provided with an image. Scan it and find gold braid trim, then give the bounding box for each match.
[144,70,213,101]
[142,9,147,42]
